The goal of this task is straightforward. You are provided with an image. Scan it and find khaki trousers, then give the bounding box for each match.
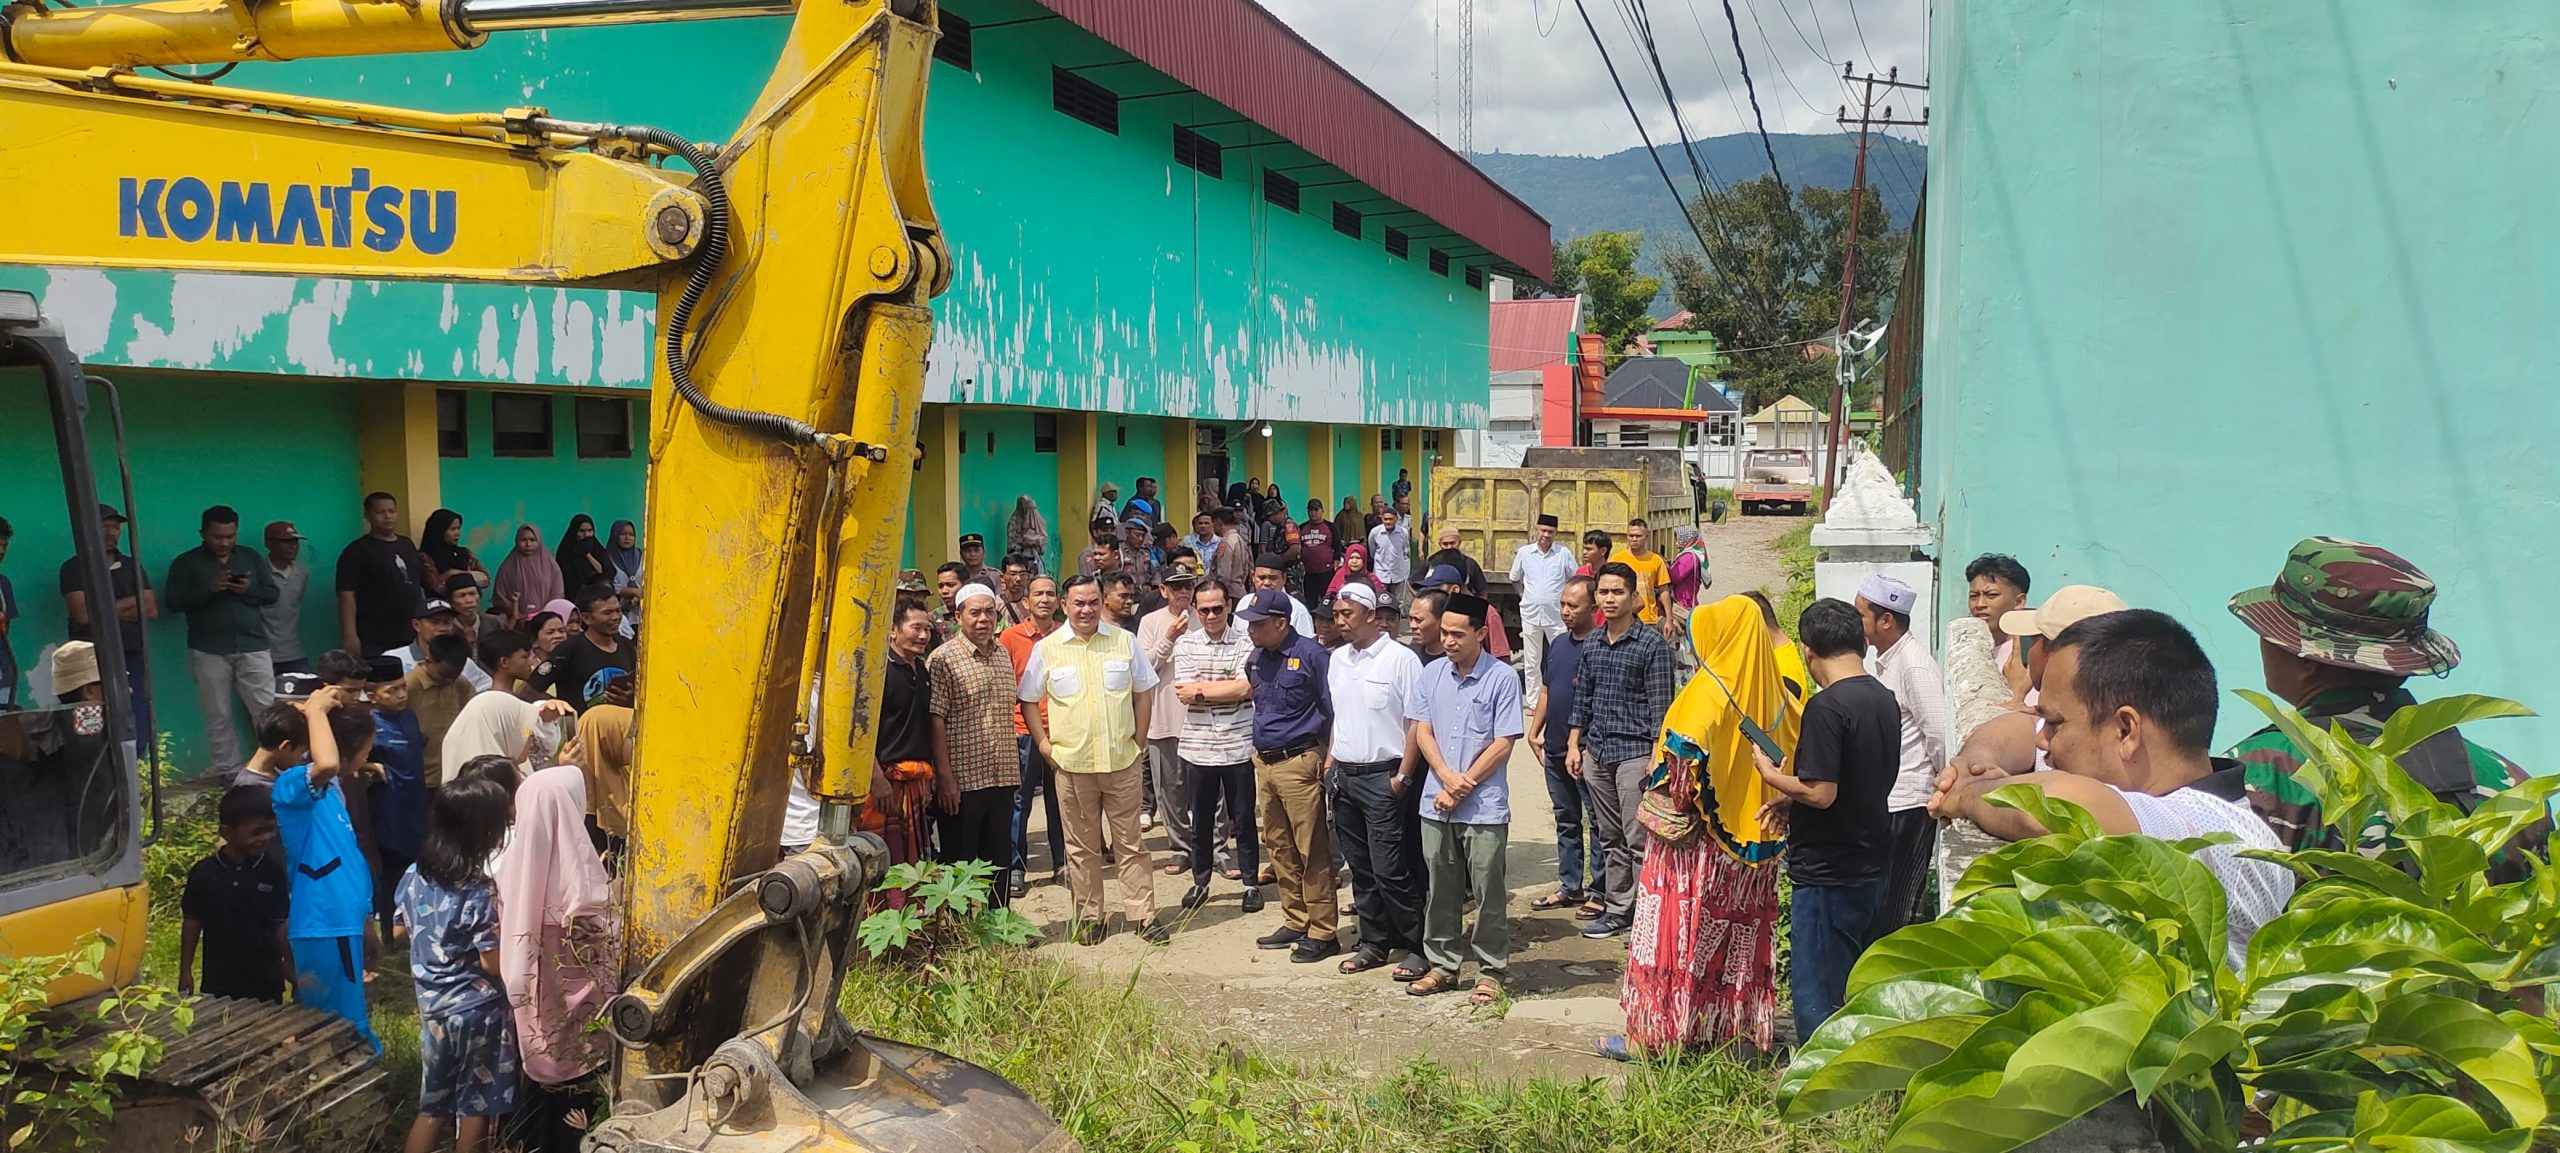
[1255,748,1337,938]
[1057,763,1157,925]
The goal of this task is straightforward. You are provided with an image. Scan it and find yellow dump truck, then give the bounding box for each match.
[1428,448,1695,633]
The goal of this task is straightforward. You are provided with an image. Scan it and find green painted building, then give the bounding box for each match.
[0,0,1549,772]
[1917,0,2557,765]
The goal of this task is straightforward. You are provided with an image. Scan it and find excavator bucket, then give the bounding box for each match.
[589,1032,1074,1152]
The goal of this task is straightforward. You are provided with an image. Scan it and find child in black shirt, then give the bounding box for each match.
[178,784,292,1001]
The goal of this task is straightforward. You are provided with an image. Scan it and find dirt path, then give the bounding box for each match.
[1007,510,1809,1085]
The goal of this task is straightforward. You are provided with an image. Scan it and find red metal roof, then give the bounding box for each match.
[1029,0,1553,280]
[1489,297,1582,373]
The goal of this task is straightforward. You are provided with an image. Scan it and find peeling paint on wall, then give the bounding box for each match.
[0,12,1499,426]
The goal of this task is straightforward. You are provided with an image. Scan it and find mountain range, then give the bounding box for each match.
[1470,131,1927,299]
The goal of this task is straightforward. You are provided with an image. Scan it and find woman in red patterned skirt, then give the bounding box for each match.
[1602,596,1800,1060]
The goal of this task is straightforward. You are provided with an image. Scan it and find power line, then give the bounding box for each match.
[1843,0,1881,83]
[1716,0,1792,195]
[1769,0,1834,65]
[1676,0,1757,138]
[1566,0,1752,311]
[1737,0,1834,117]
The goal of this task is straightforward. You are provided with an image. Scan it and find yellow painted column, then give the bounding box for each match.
[356,381,440,538]
[1056,410,1098,569]
[1304,423,1338,512]
[1161,418,1199,522]
[1356,424,1385,506]
[910,403,962,573]
[1243,423,1277,502]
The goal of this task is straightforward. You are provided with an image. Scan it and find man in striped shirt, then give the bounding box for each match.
[1172,581,1262,915]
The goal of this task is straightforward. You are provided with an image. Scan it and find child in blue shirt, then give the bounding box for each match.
[396,777,517,1153]
[268,685,381,1050]
[367,661,429,940]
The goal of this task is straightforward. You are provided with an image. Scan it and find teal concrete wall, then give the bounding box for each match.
[436,389,650,571]
[1330,427,1366,504]
[1096,417,1167,523]
[1265,425,1311,508]
[944,407,1059,573]
[1920,0,2559,764]
[1,369,359,774]
[0,0,1494,428]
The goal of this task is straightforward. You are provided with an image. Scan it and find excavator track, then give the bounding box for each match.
[46,993,393,1150]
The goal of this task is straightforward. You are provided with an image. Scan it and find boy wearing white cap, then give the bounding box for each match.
[1854,572,1948,942]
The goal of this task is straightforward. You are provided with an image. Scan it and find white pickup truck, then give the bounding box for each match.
[1737,447,1816,515]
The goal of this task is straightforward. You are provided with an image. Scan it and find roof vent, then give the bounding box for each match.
[933,10,971,71]
[1384,227,1409,259]
[1053,66,1119,134]
[1428,248,1450,276]
[1173,126,1223,179]
[1331,203,1361,239]
[1263,171,1299,212]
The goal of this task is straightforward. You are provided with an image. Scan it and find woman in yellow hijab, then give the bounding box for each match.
[1605,595,1801,1060]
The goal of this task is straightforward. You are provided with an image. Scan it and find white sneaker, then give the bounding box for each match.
[1139,811,1155,831]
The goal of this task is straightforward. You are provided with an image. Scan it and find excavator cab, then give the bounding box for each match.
[0,288,149,992]
[0,290,392,1148]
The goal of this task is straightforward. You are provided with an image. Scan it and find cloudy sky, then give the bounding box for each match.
[1256,0,1930,158]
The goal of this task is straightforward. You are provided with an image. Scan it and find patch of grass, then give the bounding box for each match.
[1774,520,1816,643]
[837,943,1889,1152]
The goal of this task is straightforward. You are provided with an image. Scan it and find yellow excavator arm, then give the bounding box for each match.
[0,0,1065,1147]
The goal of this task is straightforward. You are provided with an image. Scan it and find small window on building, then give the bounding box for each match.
[958,425,968,455]
[1033,413,1059,454]
[1332,203,1362,240]
[435,388,469,458]
[985,431,995,455]
[1172,126,1223,179]
[1428,249,1450,277]
[1263,171,1299,213]
[1616,427,1652,448]
[1378,427,1404,452]
[1384,227,1409,259]
[1422,430,1440,451]
[574,396,633,459]
[933,10,972,71]
[1115,424,1128,447]
[1052,66,1119,134]
[1464,265,1485,290]
[491,392,554,458]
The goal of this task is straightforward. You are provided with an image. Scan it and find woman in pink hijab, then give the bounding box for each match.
[495,765,617,1151]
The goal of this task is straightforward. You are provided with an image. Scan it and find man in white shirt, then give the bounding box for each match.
[1507,514,1576,708]
[1858,573,1948,941]
[1322,582,1429,978]
[1366,507,1414,621]
[1170,582,1262,914]
[1138,562,1202,872]
[1930,609,2293,970]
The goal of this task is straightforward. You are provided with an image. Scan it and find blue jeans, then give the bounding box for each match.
[1789,876,1890,1042]
[1541,750,1603,897]
[1012,735,1064,875]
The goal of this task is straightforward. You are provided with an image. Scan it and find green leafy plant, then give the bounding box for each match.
[1780,693,2556,1152]
[1,937,191,1151]
[856,860,1037,960]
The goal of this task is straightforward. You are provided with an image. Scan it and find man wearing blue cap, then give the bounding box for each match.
[1856,572,1949,941]
[1239,587,1339,962]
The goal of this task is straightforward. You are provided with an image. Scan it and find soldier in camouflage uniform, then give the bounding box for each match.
[2225,536,2528,857]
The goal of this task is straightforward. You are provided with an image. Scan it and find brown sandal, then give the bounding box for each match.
[1468,978,1503,1006]
[1406,969,1458,996]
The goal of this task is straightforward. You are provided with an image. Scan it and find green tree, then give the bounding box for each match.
[1660,176,1900,410]
[1546,230,1661,370]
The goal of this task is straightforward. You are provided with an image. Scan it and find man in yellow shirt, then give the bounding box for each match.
[1608,517,1675,638]
[1019,575,1171,946]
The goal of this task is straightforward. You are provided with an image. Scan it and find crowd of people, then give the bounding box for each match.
[10,466,2530,1138]
[3,493,639,1153]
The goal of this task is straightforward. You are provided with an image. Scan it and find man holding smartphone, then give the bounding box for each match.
[165,504,280,778]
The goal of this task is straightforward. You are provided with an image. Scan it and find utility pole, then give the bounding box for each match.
[1825,64,1927,506]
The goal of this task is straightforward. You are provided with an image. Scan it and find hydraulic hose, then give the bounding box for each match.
[615,124,829,449]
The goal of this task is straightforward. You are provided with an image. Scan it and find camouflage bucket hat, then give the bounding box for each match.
[895,568,929,594]
[2227,536,2460,677]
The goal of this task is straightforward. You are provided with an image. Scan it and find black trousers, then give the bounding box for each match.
[371,846,413,938]
[938,786,1018,906]
[1869,808,1939,944]
[1189,761,1258,889]
[1331,766,1425,957]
